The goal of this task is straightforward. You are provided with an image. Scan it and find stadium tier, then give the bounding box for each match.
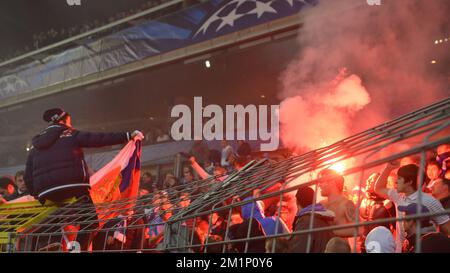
[1,97,448,253]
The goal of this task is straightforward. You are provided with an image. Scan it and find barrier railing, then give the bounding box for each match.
[0,198,76,252]
[6,97,450,253]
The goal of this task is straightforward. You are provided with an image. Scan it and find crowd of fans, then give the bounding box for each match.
[139,139,253,193]
[1,141,450,253]
[0,0,171,63]
[107,142,450,253]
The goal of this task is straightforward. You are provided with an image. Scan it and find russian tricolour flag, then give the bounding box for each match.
[89,139,142,227]
[61,138,143,252]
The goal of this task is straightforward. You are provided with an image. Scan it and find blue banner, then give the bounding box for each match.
[0,0,318,100]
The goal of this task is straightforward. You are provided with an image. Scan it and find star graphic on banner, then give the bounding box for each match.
[286,0,310,7]
[0,75,28,96]
[249,0,277,18]
[193,0,315,38]
[194,0,249,37]
[3,83,15,93]
[217,8,245,31]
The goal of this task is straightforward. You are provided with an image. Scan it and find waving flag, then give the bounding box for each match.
[89,139,142,226]
[60,139,142,251]
[59,139,143,252]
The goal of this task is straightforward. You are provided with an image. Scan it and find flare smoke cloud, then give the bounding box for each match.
[279,0,449,152]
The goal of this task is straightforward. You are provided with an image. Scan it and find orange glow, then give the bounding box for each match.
[323,155,347,174]
[330,161,346,174]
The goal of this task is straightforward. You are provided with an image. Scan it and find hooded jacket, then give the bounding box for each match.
[241,197,291,235]
[24,124,129,199]
[365,226,395,253]
[286,203,336,253]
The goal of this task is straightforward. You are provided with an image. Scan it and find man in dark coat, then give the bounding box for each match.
[24,108,142,250]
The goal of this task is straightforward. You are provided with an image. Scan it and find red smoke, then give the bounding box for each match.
[280,68,370,151]
[279,0,449,153]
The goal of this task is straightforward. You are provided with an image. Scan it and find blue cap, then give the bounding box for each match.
[398,203,430,216]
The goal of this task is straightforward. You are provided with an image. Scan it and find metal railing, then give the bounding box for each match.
[7,96,450,253]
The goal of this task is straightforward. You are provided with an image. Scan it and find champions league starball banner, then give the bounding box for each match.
[0,0,318,100]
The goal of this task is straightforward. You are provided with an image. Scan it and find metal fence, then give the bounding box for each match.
[6,97,450,253]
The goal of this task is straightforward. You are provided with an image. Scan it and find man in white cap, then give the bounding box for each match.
[365,226,395,253]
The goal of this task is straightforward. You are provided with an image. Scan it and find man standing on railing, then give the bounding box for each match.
[375,162,450,253]
[24,107,142,251]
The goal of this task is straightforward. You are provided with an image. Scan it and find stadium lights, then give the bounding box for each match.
[434,37,449,44]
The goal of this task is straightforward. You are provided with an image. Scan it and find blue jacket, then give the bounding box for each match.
[296,203,327,218]
[24,124,129,199]
[241,197,290,235]
[287,203,335,253]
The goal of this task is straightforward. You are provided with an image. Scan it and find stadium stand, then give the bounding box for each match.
[0,97,448,253]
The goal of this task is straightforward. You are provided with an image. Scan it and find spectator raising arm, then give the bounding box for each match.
[375,161,400,199]
[189,156,209,180]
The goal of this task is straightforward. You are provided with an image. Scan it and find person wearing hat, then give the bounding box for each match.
[24,108,142,250]
[364,226,395,253]
[398,203,435,253]
[375,162,450,253]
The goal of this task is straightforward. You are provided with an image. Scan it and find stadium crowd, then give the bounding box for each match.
[0,0,206,63]
[1,138,450,253]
